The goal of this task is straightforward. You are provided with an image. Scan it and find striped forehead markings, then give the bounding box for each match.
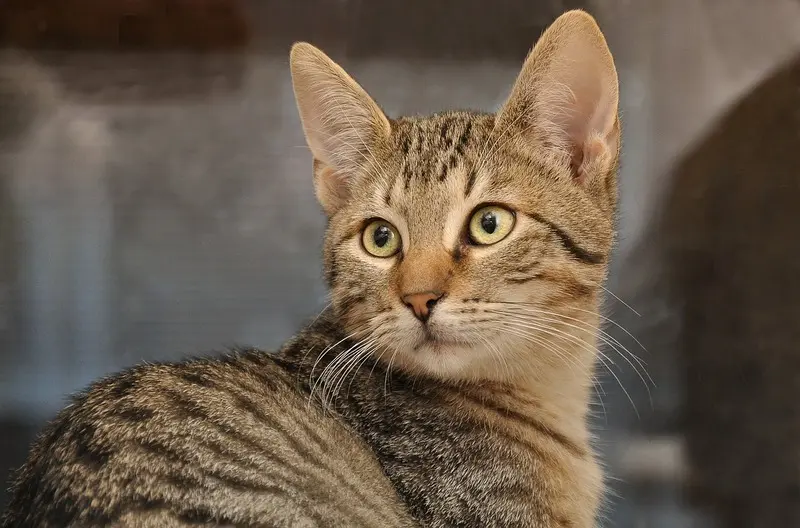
[439,120,473,182]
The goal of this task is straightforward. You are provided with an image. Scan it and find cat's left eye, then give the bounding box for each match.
[362,219,401,258]
[468,205,515,245]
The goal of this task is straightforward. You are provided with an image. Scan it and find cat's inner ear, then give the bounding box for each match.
[496,10,619,182]
[290,42,391,215]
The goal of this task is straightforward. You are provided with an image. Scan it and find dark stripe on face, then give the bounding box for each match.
[401,136,413,189]
[440,159,453,181]
[454,121,472,157]
[464,169,478,196]
[439,162,450,181]
[438,119,472,182]
[439,119,473,182]
[505,261,542,284]
[528,213,604,265]
[512,261,540,274]
[499,233,544,263]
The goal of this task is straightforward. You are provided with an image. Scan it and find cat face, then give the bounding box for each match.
[291,11,620,383]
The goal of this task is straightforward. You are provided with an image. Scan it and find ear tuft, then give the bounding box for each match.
[290,42,390,214]
[496,10,619,182]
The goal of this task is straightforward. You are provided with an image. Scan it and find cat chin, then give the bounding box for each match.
[384,341,519,383]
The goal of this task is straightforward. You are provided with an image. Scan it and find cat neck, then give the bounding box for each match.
[505,308,600,437]
[454,337,597,446]
[431,306,600,439]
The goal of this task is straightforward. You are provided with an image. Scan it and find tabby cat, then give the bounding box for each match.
[2,10,620,527]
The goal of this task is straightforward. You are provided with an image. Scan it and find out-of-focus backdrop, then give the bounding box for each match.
[2,1,800,526]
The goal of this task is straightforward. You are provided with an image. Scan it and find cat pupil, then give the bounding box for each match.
[374,226,391,247]
[481,213,497,234]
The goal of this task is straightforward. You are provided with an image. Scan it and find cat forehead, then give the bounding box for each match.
[374,112,495,204]
[391,112,494,168]
[376,114,489,208]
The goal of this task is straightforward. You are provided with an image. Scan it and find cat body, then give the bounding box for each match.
[3,10,620,527]
[3,315,600,527]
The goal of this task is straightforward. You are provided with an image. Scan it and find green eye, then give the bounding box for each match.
[362,220,401,257]
[468,205,515,245]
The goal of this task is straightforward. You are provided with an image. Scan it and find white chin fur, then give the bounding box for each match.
[387,341,509,382]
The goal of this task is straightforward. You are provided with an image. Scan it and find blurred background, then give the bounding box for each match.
[1,1,799,526]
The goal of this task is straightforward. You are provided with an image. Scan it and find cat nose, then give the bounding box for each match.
[401,291,443,323]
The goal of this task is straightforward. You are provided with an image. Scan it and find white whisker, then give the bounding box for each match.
[485,311,639,416]
[600,285,641,317]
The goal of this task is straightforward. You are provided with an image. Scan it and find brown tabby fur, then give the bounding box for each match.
[2,10,620,527]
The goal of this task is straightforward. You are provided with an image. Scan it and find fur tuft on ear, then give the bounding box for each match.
[289,42,391,215]
[496,10,619,182]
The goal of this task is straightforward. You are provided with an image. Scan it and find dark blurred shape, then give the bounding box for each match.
[0,0,585,59]
[0,0,251,102]
[660,52,800,528]
[348,0,583,60]
[0,135,16,401]
[0,0,249,51]
[354,0,583,60]
[0,0,589,103]
[35,53,248,104]
[250,0,584,61]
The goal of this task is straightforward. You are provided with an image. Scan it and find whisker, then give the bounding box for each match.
[350,343,387,395]
[309,301,333,326]
[501,309,649,383]
[600,285,641,317]
[472,329,513,381]
[330,338,379,404]
[310,325,373,408]
[487,301,653,387]
[490,305,654,396]
[384,348,401,399]
[493,300,648,356]
[310,324,368,383]
[500,326,579,375]
[492,321,607,418]
[486,312,639,415]
[317,338,374,410]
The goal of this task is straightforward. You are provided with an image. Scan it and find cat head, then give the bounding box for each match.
[290,10,619,385]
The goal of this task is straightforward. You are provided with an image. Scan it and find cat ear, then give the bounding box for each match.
[290,42,391,215]
[496,10,619,182]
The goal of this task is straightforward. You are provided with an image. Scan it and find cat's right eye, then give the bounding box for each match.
[468,205,516,246]
[361,219,401,258]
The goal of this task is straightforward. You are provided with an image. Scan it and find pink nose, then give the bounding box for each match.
[401,291,443,322]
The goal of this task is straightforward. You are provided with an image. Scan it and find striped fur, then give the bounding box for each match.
[2,10,620,528]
